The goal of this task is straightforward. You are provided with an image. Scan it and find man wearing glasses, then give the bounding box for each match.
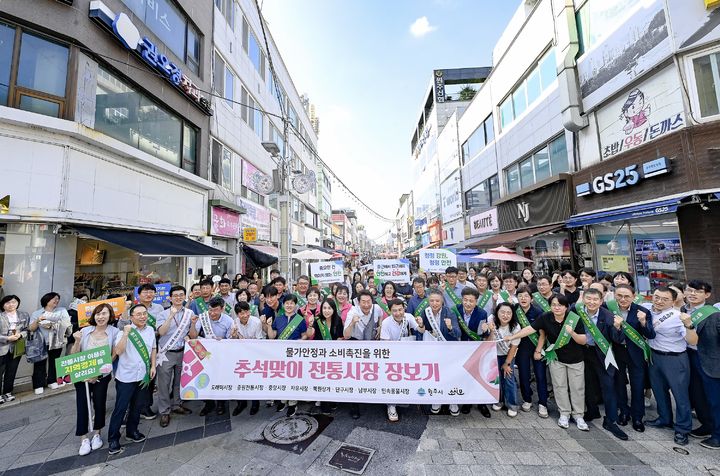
[643,287,692,445]
[609,284,653,432]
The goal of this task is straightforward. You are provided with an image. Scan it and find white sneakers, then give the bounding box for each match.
[48,383,59,390]
[449,405,460,417]
[507,409,518,418]
[521,402,532,412]
[91,434,103,450]
[34,388,44,395]
[575,417,589,431]
[3,393,15,402]
[387,405,398,422]
[79,439,91,456]
[558,415,570,429]
[538,404,548,418]
[430,404,441,414]
[492,403,503,411]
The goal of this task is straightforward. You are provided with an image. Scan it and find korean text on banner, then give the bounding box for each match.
[179,339,499,404]
[373,259,411,283]
[78,297,126,328]
[419,249,457,273]
[55,345,113,383]
[134,282,171,305]
[310,261,344,283]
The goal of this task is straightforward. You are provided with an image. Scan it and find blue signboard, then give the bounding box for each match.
[134,282,172,304]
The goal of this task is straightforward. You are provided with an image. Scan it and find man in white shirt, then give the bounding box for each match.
[155,286,198,428]
[380,299,419,422]
[218,278,235,309]
[230,301,264,416]
[196,297,234,417]
[108,304,157,455]
[644,287,692,446]
[135,283,165,420]
[343,290,381,418]
[457,269,476,290]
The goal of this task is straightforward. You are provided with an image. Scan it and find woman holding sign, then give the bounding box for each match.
[70,303,120,456]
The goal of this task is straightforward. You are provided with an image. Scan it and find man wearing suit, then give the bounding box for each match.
[578,286,628,440]
[455,287,491,417]
[415,289,461,416]
[609,284,654,433]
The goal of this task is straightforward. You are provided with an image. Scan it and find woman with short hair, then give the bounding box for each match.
[0,295,30,403]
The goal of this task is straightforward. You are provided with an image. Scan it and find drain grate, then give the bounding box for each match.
[326,444,375,475]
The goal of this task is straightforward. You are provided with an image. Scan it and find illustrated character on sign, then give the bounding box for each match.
[621,88,651,134]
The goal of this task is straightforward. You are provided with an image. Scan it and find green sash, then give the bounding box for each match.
[278,313,305,340]
[194,297,209,314]
[634,295,645,305]
[250,304,258,316]
[294,293,308,308]
[413,298,429,318]
[606,300,651,362]
[320,288,332,300]
[543,312,581,363]
[516,306,539,347]
[478,290,492,310]
[375,297,390,315]
[691,305,718,327]
[532,292,551,312]
[147,312,157,329]
[127,328,152,387]
[444,283,482,341]
[576,306,618,370]
[499,290,512,303]
[317,318,332,340]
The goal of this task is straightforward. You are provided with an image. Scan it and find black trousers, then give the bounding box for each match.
[32,347,63,388]
[583,346,618,423]
[688,348,715,429]
[74,375,112,436]
[614,345,647,422]
[0,352,22,394]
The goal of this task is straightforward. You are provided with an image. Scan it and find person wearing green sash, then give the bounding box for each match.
[235,289,259,317]
[608,284,654,433]
[196,297,234,417]
[108,304,157,455]
[267,295,314,417]
[333,285,353,323]
[189,279,214,317]
[510,294,587,430]
[680,280,719,443]
[406,278,428,316]
[577,286,628,441]
[514,287,548,418]
[681,281,720,450]
[135,283,164,421]
[300,287,322,327]
[217,278,235,309]
[295,275,311,300]
[229,302,264,417]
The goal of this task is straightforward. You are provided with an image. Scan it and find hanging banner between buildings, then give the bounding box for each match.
[310,261,344,283]
[179,339,499,404]
[419,249,457,273]
[373,259,411,283]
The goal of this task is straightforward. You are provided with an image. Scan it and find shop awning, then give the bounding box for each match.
[72,226,230,257]
[242,244,278,269]
[566,198,681,228]
[465,224,564,248]
[410,243,439,256]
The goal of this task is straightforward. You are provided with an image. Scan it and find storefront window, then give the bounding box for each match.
[593,218,684,293]
[0,23,15,106]
[516,231,572,276]
[74,237,182,299]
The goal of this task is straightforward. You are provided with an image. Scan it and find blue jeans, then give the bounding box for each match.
[108,380,147,443]
[699,364,720,440]
[649,351,692,434]
[516,340,548,406]
[497,355,518,410]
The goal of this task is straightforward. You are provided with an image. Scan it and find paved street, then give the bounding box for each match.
[1,384,719,476]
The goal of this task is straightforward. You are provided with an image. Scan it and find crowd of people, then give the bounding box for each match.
[1,264,719,457]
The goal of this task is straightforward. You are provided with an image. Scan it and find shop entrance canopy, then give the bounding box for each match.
[466,224,564,248]
[72,226,230,257]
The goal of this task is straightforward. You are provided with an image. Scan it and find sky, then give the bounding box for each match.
[261,0,519,242]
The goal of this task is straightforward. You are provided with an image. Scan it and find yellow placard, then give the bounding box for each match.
[600,255,630,273]
[705,0,720,9]
[243,227,257,242]
[78,297,127,328]
[0,195,9,214]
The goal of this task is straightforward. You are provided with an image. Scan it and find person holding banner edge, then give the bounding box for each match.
[196,297,235,417]
[514,287,548,418]
[107,304,157,456]
[70,303,120,456]
[509,294,588,431]
[135,283,166,420]
[230,301,264,416]
[155,286,199,428]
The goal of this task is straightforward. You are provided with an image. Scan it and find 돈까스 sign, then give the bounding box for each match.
[373,259,410,283]
[419,249,457,273]
[179,339,500,404]
[310,261,344,283]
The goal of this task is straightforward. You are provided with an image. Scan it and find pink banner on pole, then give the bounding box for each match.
[210,206,241,238]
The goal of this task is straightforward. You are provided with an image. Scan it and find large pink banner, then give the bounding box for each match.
[210,206,240,238]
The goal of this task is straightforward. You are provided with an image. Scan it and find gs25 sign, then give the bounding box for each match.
[575,158,670,198]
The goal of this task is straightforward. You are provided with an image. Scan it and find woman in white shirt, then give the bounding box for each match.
[488,302,521,417]
[70,303,120,456]
[29,292,72,393]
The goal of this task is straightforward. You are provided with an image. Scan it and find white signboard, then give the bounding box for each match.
[440,171,463,223]
[596,66,684,160]
[442,220,464,246]
[667,0,720,52]
[420,249,457,273]
[310,261,344,283]
[238,197,271,242]
[470,208,499,236]
[180,339,500,404]
[373,259,411,283]
[577,0,671,111]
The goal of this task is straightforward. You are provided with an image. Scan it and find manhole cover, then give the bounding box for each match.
[327,444,375,475]
[263,415,319,445]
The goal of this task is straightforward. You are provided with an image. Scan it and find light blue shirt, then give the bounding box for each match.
[156,307,194,350]
[643,304,686,353]
[114,325,156,383]
[195,314,234,339]
[582,306,599,347]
